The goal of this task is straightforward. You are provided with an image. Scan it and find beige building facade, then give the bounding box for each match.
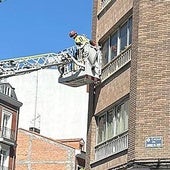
[86,0,170,169]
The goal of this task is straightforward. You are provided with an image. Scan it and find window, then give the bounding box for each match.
[1,110,12,139]
[101,17,132,66]
[97,114,106,143]
[115,101,129,135]
[120,23,128,52]
[107,110,115,139]
[101,39,109,66]
[110,32,118,59]
[97,99,129,144]
[128,17,132,45]
[0,149,9,169]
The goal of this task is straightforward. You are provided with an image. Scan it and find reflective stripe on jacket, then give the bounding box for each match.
[75,35,89,46]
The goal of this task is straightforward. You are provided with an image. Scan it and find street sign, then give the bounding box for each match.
[145,136,163,148]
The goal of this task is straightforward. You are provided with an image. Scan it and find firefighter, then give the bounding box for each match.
[69,30,98,70]
[69,30,96,48]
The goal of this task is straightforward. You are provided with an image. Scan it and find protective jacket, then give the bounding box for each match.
[74,35,89,47]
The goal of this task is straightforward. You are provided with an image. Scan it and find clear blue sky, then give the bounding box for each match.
[0,0,93,59]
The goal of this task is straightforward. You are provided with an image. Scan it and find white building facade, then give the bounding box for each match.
[5,69,88,141]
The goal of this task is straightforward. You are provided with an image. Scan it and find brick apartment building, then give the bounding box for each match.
[16,128,85,170]
[0,83,22,170]
[86,0,170,170]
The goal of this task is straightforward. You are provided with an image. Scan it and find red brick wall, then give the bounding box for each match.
[58,139,84,150]
[88,0,170,169]
[129,0,170,163]
[16,129,76,170]
[86,0,133,169]
[87,69,130,170]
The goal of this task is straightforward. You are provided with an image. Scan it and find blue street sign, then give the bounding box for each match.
[145,136,163,148]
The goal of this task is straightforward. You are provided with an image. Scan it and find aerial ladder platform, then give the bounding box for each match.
[0,45,102,87]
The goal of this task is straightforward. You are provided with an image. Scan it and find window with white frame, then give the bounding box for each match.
[96,99,129,144]
[101,16,132,66]
[0,150,9,169]
[1,110,12,139]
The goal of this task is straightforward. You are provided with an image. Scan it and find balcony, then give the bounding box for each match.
[0,126,15,145]
[98,0,116,18]
[101,46,131,81]
[101,0,112,9]
[0,166,11,170]
[95,132,128,161]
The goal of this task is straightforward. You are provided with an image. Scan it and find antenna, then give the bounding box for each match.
[29,71,41,134]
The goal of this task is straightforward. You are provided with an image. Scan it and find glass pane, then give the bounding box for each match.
[120,104,124,133]
[107,110,114,139]
[115,100,129,135]
[101,39,109,66]
[98,114,106,143]
[115,105,121,135]
[110,32,118,59]
[124,100,129,131]
[120,22,127,52]
[128,17,132,45]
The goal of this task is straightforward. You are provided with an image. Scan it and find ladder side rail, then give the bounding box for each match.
[0,46,85,78]
[0,46,78,79]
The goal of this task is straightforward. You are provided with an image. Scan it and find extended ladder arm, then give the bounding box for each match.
[0,46,84,79]
[0,45,101,87]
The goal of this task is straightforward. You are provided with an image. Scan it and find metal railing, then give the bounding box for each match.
[95,132,128,161]
[101,0,112,9]
[0,166,11,170]
[101,46,131,81]
[0,126,15,141]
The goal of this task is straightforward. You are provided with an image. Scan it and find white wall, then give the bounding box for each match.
[6,69,89,141]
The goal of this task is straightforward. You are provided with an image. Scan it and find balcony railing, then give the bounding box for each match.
[0,166,11,170]
[101,0,111,9]
[95,132,128,161]
[0,126,15,141]
[101,46,131,81]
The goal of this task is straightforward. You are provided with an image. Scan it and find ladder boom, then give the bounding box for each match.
[0,46,76,79]
[0,45,102,87]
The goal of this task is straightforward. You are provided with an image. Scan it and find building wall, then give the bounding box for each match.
[0,85,22,170]
[16,129,76,170]
[96,0,133,42]
[6,69,88,142]
[86,1,133,169]
[128,0,170,164]
[58,138,85,150]
[95,68,130,114]
[87,0,170,169]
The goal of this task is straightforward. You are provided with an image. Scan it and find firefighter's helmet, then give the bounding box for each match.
[69,31,77,38]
